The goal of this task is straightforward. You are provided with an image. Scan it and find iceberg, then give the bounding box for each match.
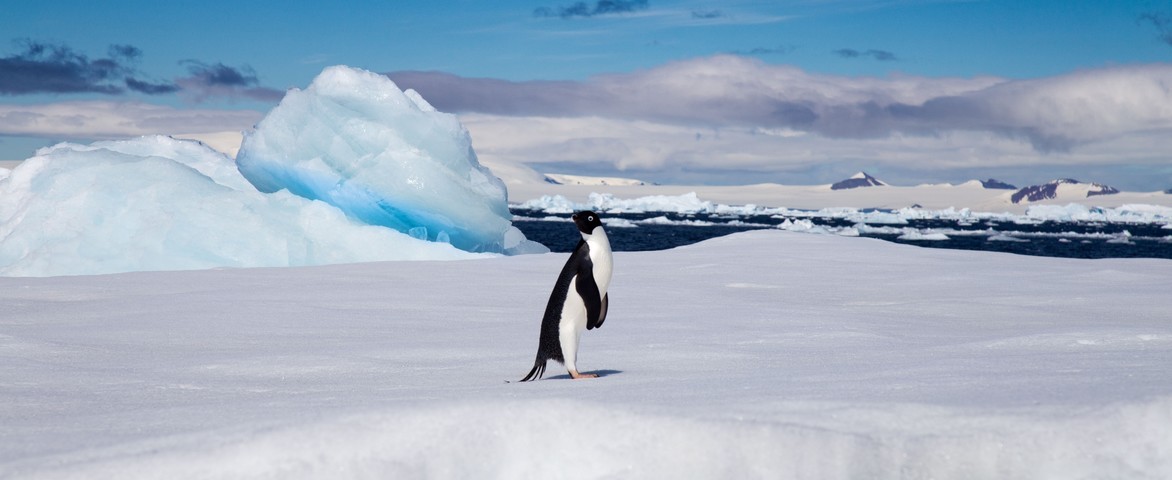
[897,231,950,241]
[236,65,540,254]
[517,192,1172,229]
[517,192,719,214]
[0,65,550,277]
[0,136,486,277]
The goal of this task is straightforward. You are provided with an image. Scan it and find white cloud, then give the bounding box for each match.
[0,101,262,139]
[396,56,1172,188]
[396,56,1172,148]
[4,57,1170,190]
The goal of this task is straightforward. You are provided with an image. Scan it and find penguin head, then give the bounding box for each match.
[572,210,604,236]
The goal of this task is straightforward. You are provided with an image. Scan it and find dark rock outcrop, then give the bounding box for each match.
[980,178,1017,190]
[1010,179,1119,204]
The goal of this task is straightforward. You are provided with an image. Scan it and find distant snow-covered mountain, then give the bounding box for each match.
[830,172,886,190]
[1011,179,1120,204]
[371,158,1168,213]
[544,173,651,186]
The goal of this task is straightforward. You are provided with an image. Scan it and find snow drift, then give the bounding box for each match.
[2,231,1170,478]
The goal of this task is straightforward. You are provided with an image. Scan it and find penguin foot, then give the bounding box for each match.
[570,371,599,379]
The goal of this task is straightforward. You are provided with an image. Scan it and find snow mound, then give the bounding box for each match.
[989,233,1029,242]
[0,136,485,277]
[236,65,541,254]
[898,231,951,241]
[20,398,1172,480]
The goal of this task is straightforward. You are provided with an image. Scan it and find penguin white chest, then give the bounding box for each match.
[586,227,613,296]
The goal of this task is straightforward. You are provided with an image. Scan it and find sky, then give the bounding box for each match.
[2,0,1171,190]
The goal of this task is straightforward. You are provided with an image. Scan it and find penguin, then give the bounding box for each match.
[520,210,613,381]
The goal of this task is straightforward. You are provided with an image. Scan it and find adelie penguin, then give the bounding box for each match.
[520,210,613,381]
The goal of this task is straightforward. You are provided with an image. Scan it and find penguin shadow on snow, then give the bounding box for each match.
[543,369,624,381]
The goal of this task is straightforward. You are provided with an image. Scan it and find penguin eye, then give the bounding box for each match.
[588,216,594,221]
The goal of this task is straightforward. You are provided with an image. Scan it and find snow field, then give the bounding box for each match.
[2,230,1171,478]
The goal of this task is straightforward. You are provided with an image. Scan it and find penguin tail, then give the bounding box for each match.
[519,358,547,382]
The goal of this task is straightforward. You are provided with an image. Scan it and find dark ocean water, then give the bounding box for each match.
[511,209,1172,260]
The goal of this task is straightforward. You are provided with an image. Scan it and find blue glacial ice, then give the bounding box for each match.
[0,65,548,277]
[236,66,539,254]
[0,136,496,277]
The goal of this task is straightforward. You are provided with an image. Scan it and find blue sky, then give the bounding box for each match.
[2,0,1171,189]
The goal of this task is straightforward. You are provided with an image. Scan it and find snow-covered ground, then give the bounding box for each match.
[3,230,1170,479]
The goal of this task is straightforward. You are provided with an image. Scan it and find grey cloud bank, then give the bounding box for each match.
[0,101,262,139]
[3,55,1168,192]
[0,40,174,96]
[389,55,1172,155]
[388,56,1172,190]
[0,39,283,103]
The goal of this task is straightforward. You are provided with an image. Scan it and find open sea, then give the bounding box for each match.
[511,208,1172,260]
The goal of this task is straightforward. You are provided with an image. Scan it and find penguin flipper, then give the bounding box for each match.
[589,293,608,330]
[575,255,604,329]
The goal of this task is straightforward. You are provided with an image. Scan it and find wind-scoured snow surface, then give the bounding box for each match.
[237,66,539,255]
[2,231,1170,479]
[0,136,487,277]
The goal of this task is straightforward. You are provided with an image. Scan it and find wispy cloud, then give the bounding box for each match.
[0,39,282,103]
[671,9,793,27]
[691,10,724,20]
[1138,11,1172,46]
[833,48,898,61]
[733,45,797,56]
[125,78,181,95]
[0,39,176,96]
[299,53,332,65]
[534,0,650,19]
[175,61,284,103]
